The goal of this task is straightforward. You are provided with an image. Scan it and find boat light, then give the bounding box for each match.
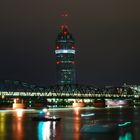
[118,121,131,127]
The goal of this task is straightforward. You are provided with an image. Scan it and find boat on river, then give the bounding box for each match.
[32,115,61,121]
[32,108,61,121]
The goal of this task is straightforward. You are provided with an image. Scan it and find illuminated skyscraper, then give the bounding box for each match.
[55,25,76,85]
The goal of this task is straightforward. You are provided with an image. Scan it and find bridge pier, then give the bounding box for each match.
[12,98,25,109]
[72,99,86,108]
[93,99,106,107]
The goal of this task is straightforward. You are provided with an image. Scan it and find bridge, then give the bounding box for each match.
[0,80,140,99]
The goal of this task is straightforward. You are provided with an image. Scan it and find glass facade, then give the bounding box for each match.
[55,26,76,85]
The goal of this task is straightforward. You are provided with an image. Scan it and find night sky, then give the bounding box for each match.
[0,0,140,86]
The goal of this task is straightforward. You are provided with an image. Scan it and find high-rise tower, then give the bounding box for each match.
[55,25,76,85]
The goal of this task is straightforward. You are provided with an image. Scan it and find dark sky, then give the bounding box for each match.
[0,0,140,86]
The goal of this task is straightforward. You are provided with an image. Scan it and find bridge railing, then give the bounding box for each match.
[0,91,139,99]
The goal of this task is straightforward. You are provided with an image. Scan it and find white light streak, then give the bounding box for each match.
[55,49,75,54]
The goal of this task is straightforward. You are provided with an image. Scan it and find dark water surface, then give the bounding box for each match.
[0,107,140,140]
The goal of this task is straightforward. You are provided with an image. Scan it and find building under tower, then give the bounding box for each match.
[55,25,76,85]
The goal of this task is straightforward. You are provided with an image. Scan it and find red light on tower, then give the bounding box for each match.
[60,24,68,35]
[56,46,59,49]
[63,31,67,36]
[65,13,68,17]
[61,13,68,17]
[56,61,60,64]
[71,45,75,49]
[61,25,64,30]
[71,61,75,64]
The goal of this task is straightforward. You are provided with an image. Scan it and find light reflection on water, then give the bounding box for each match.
[0,112,5,140]
[0,107,139,140]
[73,108,80,140]
[16,109,23,118]
[38,121,56,140]
[12,109,24,140]
[118,132,132,140]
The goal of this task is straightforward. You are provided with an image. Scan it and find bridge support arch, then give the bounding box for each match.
[93,99,106,107]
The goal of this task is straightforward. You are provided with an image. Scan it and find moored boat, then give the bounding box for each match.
[81,113,95,118]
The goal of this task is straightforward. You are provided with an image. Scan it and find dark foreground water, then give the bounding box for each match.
[0,106,140,140]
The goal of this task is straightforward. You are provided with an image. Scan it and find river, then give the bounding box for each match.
[0,106,139,140]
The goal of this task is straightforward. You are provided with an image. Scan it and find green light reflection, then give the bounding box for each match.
[118,132,132,140]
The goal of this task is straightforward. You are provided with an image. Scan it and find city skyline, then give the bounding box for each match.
[0,0,140,86]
